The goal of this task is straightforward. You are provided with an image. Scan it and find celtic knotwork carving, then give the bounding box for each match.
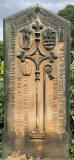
[41,28,56,51]
[19,28,33,51]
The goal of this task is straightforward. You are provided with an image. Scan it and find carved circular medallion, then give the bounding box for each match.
[41,29,56,51]
[19,28,33,51]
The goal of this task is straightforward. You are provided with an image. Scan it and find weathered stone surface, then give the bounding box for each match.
[3,4,71,160]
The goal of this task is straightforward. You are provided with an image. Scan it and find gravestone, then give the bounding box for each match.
[3,4,71,160]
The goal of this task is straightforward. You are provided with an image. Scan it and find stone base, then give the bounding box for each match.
[2,132,71,160]
[4,151,69,160]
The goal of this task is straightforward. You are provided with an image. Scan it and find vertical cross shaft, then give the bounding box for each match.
[32,21,43,131]
[35,70,40,130]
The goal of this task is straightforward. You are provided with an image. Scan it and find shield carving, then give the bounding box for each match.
[41,28,56,51]
[19,28,33,51]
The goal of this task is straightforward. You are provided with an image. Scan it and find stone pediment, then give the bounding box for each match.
[4,4,70,28]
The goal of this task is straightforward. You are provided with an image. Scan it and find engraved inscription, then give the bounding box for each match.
[58,27,64,42]
[58,45,66,134]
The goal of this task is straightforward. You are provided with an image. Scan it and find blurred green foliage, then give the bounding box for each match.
[0,41,4,60]
[70,52,74,135]
[58,5,74,159]
[69,58,74,160]
[58,5,74,51]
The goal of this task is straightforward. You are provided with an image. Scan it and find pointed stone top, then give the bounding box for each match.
[4,4,71,25]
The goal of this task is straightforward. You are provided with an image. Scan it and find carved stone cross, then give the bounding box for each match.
[16,20,58,138]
